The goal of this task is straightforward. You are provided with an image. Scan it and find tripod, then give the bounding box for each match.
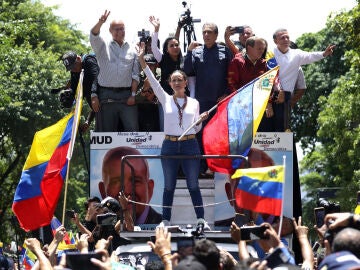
[182,22,198,52]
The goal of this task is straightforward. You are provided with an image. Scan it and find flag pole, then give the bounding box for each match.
[62,71,84,225]
[277,155,286,238]
[178,104,218,140]
[62,159,71,224]
[178,66,279,140]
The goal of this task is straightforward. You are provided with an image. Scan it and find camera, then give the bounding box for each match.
[180,1,201,27]
[96,213,117,226]
[318,198,340,214]
[240,225,269,241]
[234,213,249,227]
[66,209,76,219]
[96,213,117,241]
[138,29,150,43]
[50,83,75,109]
[59,88,75,108]
[262,247,291,268]
[231,26,244,34]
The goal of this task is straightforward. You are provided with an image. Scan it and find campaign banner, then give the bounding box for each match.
[90,131,293,229]
[90,132,165,227]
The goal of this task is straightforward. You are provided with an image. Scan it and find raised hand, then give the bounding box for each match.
[99,10,110,23]
[323,44,336,57]
[149,16,160,32]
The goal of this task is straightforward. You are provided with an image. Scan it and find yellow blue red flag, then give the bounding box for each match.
[203,67,279,174]
[232,165,284,216]
[12,113,74,231]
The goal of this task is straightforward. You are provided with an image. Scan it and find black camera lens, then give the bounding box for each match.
[318,198,340,214]
[59,89,75,108]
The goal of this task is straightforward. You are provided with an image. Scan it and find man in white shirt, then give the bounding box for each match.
[272,28,335,131]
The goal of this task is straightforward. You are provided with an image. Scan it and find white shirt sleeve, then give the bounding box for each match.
[151,32,163,63]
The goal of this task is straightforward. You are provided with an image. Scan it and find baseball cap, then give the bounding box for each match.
[318,251,360,270]
[62,51,77,71]
[144,54,157,65]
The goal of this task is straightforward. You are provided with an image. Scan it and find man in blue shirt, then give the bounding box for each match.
[184,22,232,176]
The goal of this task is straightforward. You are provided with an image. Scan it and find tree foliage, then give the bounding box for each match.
[0,0,91,242]
[299,2,360,226]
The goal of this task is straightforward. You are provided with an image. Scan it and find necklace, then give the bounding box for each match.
[173,95,187,129]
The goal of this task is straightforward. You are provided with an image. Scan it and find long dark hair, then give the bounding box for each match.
[162,36,182,60]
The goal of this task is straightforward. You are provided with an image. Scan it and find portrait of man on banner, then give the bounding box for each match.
[90,132,165,226]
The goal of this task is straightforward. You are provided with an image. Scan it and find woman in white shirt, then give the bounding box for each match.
[137,42,210,229]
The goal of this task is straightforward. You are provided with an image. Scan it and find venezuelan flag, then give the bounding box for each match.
[232,165,284,216]
[50,217,77,250]
[12,113,74,231]
[21,244,36,270]
[203,67,278,174]
[50,217,71,244]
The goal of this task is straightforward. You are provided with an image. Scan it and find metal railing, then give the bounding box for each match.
[120,154,248,223]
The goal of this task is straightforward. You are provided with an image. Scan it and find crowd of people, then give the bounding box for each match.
[2,8,346,270]
[3,207,360,269]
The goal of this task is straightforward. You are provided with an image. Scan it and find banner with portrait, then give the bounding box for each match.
[90,132,164,228]
[90,131,294,229]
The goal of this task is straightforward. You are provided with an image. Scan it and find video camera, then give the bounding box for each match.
[50,83,75,109]
[180,1,201,27]
[138,29,151,44]
[317,198,340,214]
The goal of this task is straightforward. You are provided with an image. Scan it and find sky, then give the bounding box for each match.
[41,0,357,52]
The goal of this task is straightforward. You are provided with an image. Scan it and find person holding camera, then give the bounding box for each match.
[61,51,99,132]
[311,212,360,270]
[137,42,210,229]
[90,10,140,132]
[68,197,102,251]
[224,25,254,57]
[137,54,161,132]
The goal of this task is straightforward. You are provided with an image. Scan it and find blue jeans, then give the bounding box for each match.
[161,138,204,221]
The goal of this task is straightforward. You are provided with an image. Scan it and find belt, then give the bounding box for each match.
[101,98,127,104]
[165,134,196,141]
[99,85,131,91]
